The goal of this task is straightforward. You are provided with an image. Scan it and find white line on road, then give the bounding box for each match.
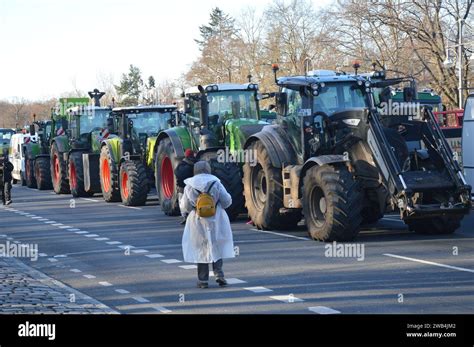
[115,289,130,294]
[38,219,49,222]
[38,253,47,257]
[226,278,247,285]
[52,223,64,227]
[98,281,113,287]
[161,259,182,264]
[107,241,122,245]
[85,234,100,238]
[119,205,142,210]
[153,306,172,313]
[384,253,474,274]
[131,249,149,254]
[145,254,164,258]
[81,198,100,202]
[179,265,197,270]
[58,226,72,229]
[70,269,82,273]
[31,216,42,219]
[83,274,96,279]
[251,228,311,241]
[47,258,58,263]
[67,228,80,232]
[95,238,110,241]
[54,255,67,258]
[44,221,56,224]
[244,286,273,293]
[270,295,304,303]
[118,245,135,250]
[308,306,341,314]
[75,231,89,234]
[132,297,150,303]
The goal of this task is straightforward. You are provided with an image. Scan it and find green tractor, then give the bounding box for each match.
[23,119,54,190]
[243,67,470,241]
[155,83,268,220]
[99,105,177,206]
[50,93,111,196]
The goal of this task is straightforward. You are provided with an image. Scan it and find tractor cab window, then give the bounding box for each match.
[80,109,110,134]
[207,91,258,128]
[0,130,14,140]
[130,111,169,138]
[313,82,367,116]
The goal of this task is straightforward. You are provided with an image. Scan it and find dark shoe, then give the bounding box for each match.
[197,281,208,289]
[216,278,228,287]
[5,200,12,206]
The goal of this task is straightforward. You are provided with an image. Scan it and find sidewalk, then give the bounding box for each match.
[0,257,117,314]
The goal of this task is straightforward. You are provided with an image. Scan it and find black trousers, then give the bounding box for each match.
[197,259,224,282]
[1,182,11,204]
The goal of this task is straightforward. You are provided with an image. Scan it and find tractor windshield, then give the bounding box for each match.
[207,90,259,122]
[80,110,110,134]
[131,111,172,137]
[313,82,368,116]
[0,129,15,140]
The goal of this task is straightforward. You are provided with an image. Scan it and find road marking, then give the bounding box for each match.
[179,265,197,270]
[75,231,89,234]
[70,269,82,273]
[31,216,42,219]
[132,249,149,254]
[52,223,64,227]
[244,286,273,293]
[95,237,110,241]
[98,281,113,287]
[226,278,247,285]
[81,198,100,202]
[38,219,49,222]
[308,306,341,314]
[54,255,67,258]
[132,296,150,303]
[270,295,304,303]
[67,228,80,231]
[119,205,142,210]
[161,259,182,264]
[39,253,47,257]
[118,245,135,250]
[384,253,474,274]
[25,214,36,217]
[115,289,130,294]
[153,306,172,313]
[107,241,122,245]
[83,274,96,279]
[45,221,56,224]
[48,258,58,263]
[145,254,164,258]
[58,225,72,229]
[251,228,311,241]
[85,234,100,238]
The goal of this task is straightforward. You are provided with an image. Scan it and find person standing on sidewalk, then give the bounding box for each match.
[0,152,14,205]
[180,161,234,288]
[175,149,197,224]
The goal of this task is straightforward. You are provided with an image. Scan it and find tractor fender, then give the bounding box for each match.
[299,154,349,196]
[101,138,121,166]
[244,125,297,168]
[52,135,70,154]
[156,128,192,159]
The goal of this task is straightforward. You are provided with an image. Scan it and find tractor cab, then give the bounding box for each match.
[184,83,266,153]
[0,128,16,155]
[67,106,112,151]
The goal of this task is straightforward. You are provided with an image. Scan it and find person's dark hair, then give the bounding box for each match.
[194,161,212,175]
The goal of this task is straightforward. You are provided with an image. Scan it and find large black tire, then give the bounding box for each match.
[50,143,70,194]
[302,164,363,242]
[155,138,180,216]
[405,216,463,235]
[35,157,52,190]
[69,152,93,197]
[120,160,149,206]
[243,141,302,230]
[211,161,245,222]
[99,145,121,202]
[25,158,37,188]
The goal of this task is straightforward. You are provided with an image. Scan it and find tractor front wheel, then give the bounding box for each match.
[99,145,121,202]
[35,157,52,190]
[69,152,93,197]
[120,160,149,206]
[155,138,180,215]
[302,164,363,242]
[50,143,70,194]
[25,158,37,188]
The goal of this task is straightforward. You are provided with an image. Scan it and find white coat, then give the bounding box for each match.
[180,173,235,264]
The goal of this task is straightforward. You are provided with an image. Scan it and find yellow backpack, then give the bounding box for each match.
[195,181,217,218]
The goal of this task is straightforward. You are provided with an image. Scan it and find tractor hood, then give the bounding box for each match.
[224,119,267,152]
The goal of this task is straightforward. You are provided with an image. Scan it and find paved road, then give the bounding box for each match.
[1,185,473,314]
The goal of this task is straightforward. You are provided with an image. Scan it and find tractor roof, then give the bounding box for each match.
[67,105,112,116]
[112,105,177,114]
[185,83,259,95]
[277,70,385,87]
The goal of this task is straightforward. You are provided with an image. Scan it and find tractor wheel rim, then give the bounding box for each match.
[121,171,129,199]
[161,156,174,199]
[54,155,60,184]
[102,159,111,192]
[310,186,327,228]
[251,164,266,210]
[70,162,77,189]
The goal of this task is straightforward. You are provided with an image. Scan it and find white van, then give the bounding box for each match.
[461,93,474,197]
[8,133,28,185]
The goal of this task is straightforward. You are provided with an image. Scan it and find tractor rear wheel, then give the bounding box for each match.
[155,138,180,216]
[302,164,363,242]
[99,145,121,202]
[35,157,52,190]
[212,161,245,221]
[25,158,37,188]
[120,160,149,206]
[69,152,93,197]
[405,216,463,235]
[243,141,301,230]
[51,143,70,194]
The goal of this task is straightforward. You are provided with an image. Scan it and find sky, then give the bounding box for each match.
[0,0,332,101]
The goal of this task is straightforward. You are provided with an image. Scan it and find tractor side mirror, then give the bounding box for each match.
[29,124,36,136]
[276,92,287,114]
[403,87,416,102]
[184,99,192,114]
